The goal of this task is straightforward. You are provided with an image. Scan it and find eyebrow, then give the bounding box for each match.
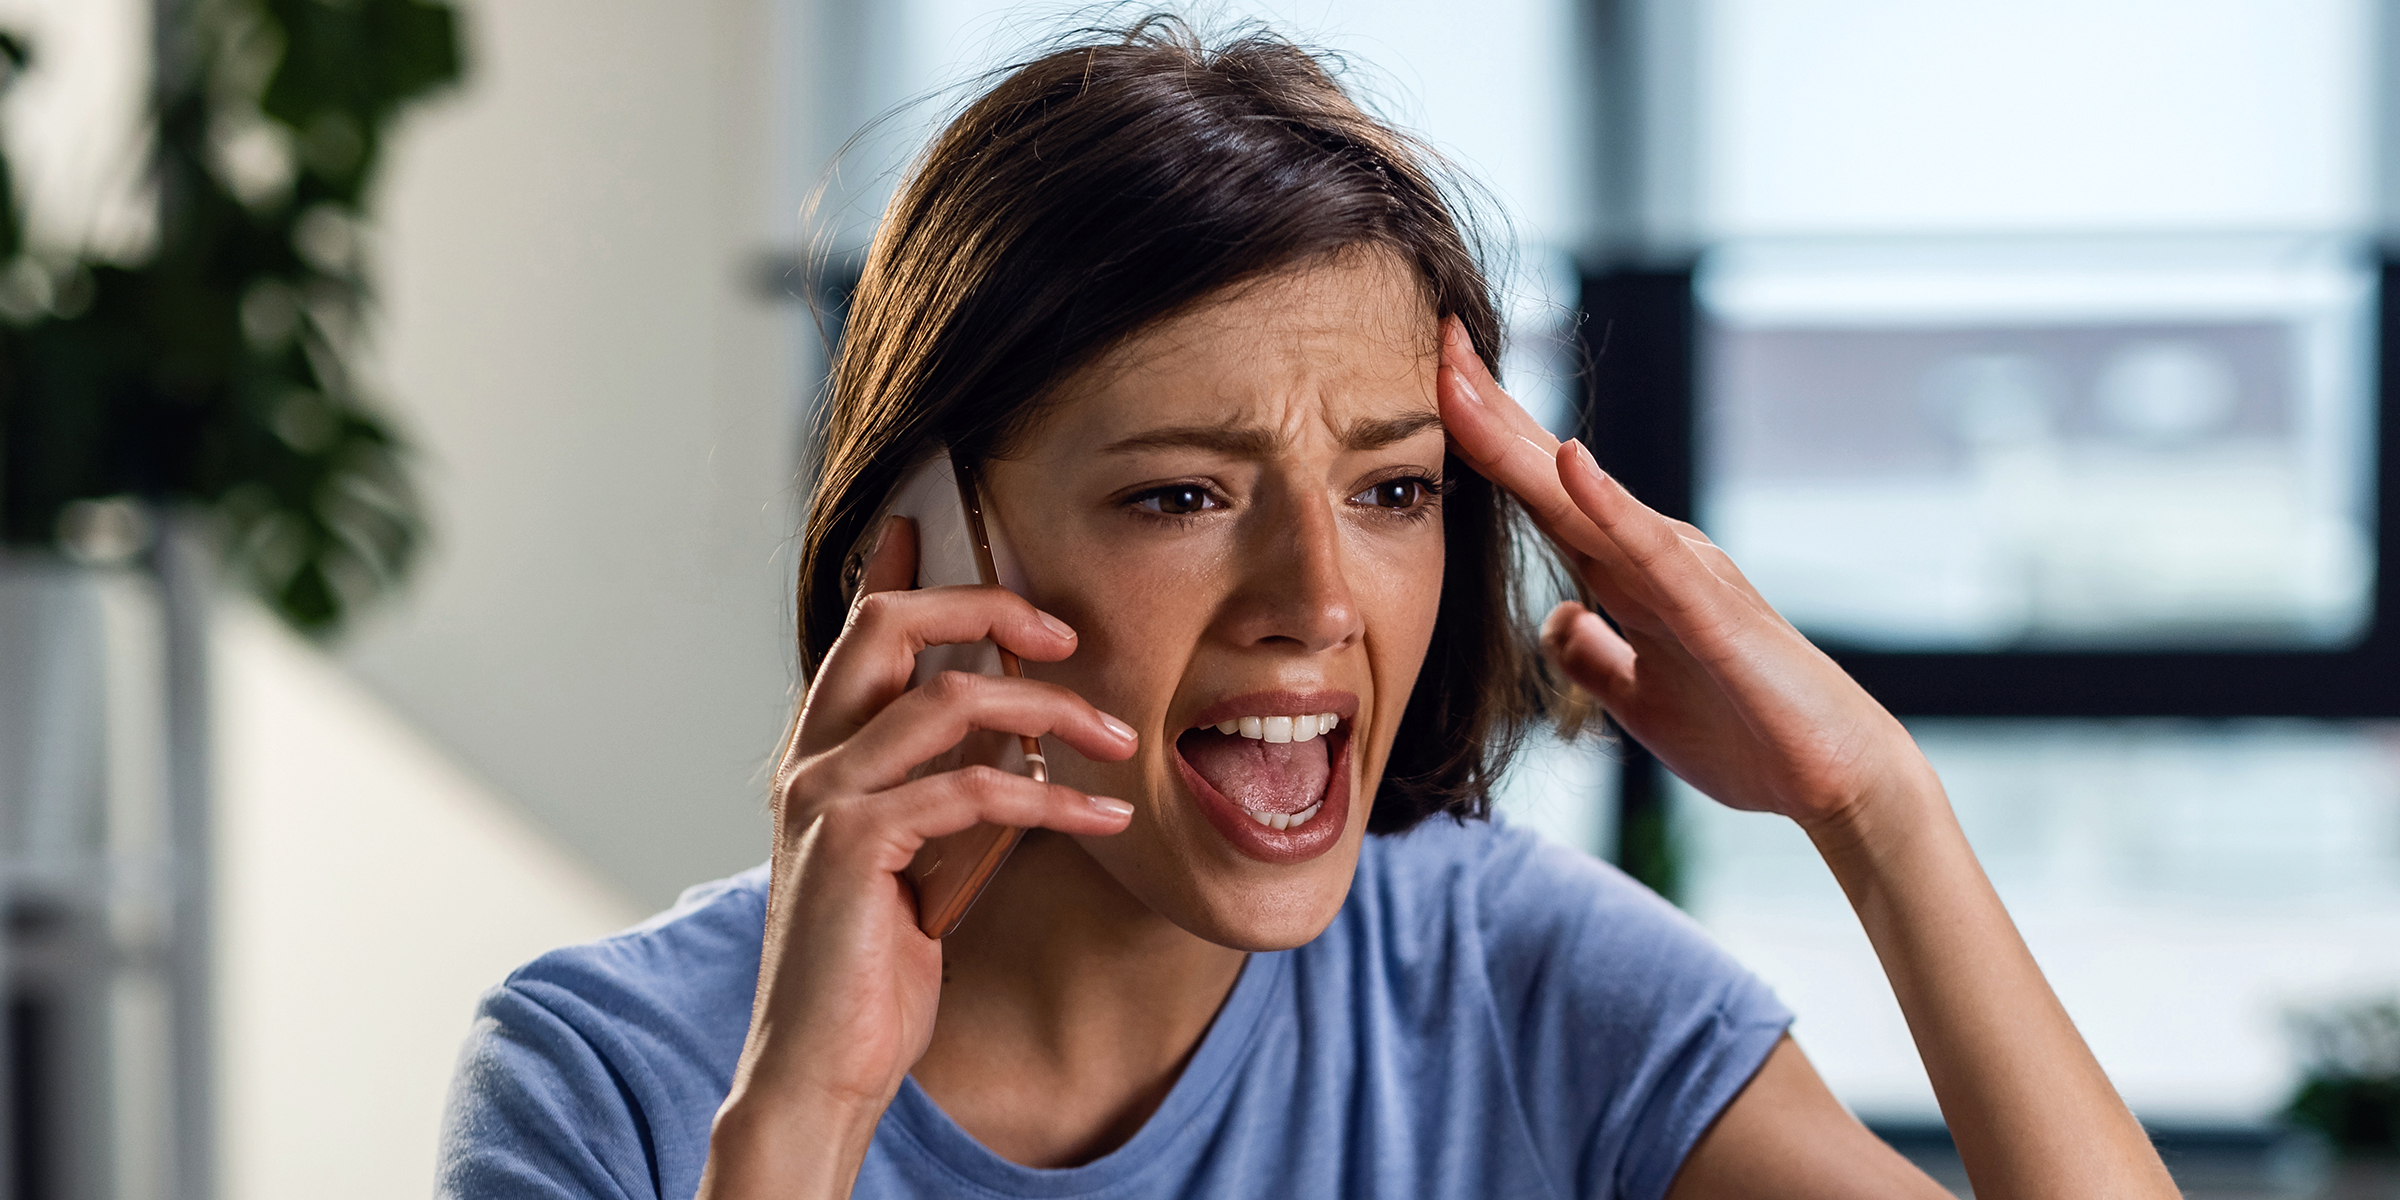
[1098,409,1444,457]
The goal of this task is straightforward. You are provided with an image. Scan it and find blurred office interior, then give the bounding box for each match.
[2,0,2397,1197]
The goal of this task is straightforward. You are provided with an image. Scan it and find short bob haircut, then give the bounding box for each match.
[797,18,1556,832]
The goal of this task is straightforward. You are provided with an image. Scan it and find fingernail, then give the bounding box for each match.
[1447,366,1481,406]
[1037,610,1075,640]
[1567,438,1602,477]
[1088,795,1135,818]
[1100,712,1136,742]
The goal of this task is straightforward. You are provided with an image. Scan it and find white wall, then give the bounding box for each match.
[346,0,809,908]
[216,604,643,1200]
[0,0,808,914]
[0,0,153,261]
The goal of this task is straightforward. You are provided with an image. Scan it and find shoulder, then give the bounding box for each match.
[438,865,769,1200]
[1342,818,1791,1200]
[497,865,770,1038]
[1350,814,1707,971]
[1338,815,1786,1039]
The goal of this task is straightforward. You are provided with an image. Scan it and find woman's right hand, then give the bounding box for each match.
[697,516,1140,1200]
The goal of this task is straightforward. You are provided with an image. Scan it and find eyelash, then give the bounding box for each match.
[1123,473,1451,524]
[1351,473,1454,524]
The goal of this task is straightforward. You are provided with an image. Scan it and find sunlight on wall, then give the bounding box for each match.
[215,606,643,1200]
[0,0,155,260]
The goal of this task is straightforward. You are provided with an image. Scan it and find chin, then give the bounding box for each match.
[1058,702,1396,951]
[1164,844,1364,950]
[1077,768,1374,952]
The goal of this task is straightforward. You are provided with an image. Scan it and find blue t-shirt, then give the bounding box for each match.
[438,817,1790,1200]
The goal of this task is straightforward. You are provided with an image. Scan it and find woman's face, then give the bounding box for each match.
[982,249,1448,950]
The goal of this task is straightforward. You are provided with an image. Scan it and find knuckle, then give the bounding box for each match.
[805,793,875,843]
[925,669,982,705]
[948,764,1018,802]
[953,763,1012,791]
[847,588,907,631]
[775,754,829,810]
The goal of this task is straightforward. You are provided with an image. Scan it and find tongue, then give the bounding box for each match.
[1178,727,1330,816]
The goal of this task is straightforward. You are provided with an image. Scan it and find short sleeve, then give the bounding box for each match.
[1470,826,1791,1200]
[436,983,660,1200]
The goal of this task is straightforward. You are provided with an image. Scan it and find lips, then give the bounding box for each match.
[1171,691,1355,865]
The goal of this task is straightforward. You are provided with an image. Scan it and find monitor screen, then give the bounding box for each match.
[1695,237,2380,651]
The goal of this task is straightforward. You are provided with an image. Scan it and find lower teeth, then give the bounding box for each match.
[1246,801,1323,832]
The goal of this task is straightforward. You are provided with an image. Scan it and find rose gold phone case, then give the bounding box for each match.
[884,450,1040,939]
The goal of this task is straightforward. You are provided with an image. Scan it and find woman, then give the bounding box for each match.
[439,21,2179,1200]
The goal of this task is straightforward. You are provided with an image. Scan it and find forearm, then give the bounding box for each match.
[1802,766,2177,1200]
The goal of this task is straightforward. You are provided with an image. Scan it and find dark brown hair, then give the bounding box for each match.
[797,17,1553,832]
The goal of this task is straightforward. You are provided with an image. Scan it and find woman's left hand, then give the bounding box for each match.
[1443,318,2182,1199]
[1435,318,1931,831]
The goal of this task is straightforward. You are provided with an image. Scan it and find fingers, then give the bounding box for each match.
[778,517,924,780]
[815,766,1135,872]
[801,581,1089,752]
[855,515,918,607]
[1541,601,1636,708]
[816,669,1137,795]
[1435,320,1613,558]
[1553,439,1808,662]
[1553,437,1752,635]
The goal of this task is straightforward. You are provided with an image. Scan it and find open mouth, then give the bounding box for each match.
[1171,695,1354,864]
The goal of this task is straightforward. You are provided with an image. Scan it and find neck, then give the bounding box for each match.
[909,829,1247,1168]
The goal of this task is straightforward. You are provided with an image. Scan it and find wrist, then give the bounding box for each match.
[1795,753,1951,889]
[701,1077,890,1200]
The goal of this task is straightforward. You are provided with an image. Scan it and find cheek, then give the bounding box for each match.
[1390,531,1448,642]
[1351,524,1447,782]
[1013,525,1218,743]
[1355,520,1446,657]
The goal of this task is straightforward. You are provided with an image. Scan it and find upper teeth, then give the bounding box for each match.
[1213,713,1340,743]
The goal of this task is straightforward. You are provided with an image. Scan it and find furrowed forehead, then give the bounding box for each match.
[1020,252,1441,457]
[1095,410,1443,460]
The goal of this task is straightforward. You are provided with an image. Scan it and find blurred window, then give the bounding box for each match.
[1668,0,2398,1136]
[1675,719,2400,1123]
[1687,0,2382,652]
[1698,237,2379,650]
[1697,0,2374,237]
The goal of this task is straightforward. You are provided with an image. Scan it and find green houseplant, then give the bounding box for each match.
[0,0,464,635]
[2289,996,2400,1156]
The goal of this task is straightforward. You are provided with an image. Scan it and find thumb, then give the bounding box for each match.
[1541,602,1636,708]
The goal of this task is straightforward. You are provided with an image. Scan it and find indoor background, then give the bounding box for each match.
[2,1,2396,1197]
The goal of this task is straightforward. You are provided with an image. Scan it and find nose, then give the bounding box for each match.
[1220,487,1363,654]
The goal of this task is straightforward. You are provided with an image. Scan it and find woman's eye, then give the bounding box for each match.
[1353,477,1432,510]
[1136,484,1219,516]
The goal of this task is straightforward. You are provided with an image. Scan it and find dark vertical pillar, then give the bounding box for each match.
[8,994,48,1200]
[1578,264,1699,902]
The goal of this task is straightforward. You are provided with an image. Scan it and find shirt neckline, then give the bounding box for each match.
[882,947,1292,1197]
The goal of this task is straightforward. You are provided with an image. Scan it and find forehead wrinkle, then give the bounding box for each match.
[1094,402,1439,461]
[1032,250,1445,462]
[1340,409,1443,452]
[1098,422,1282,458]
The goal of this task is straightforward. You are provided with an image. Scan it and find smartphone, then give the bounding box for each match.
[883,448,1039,939]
